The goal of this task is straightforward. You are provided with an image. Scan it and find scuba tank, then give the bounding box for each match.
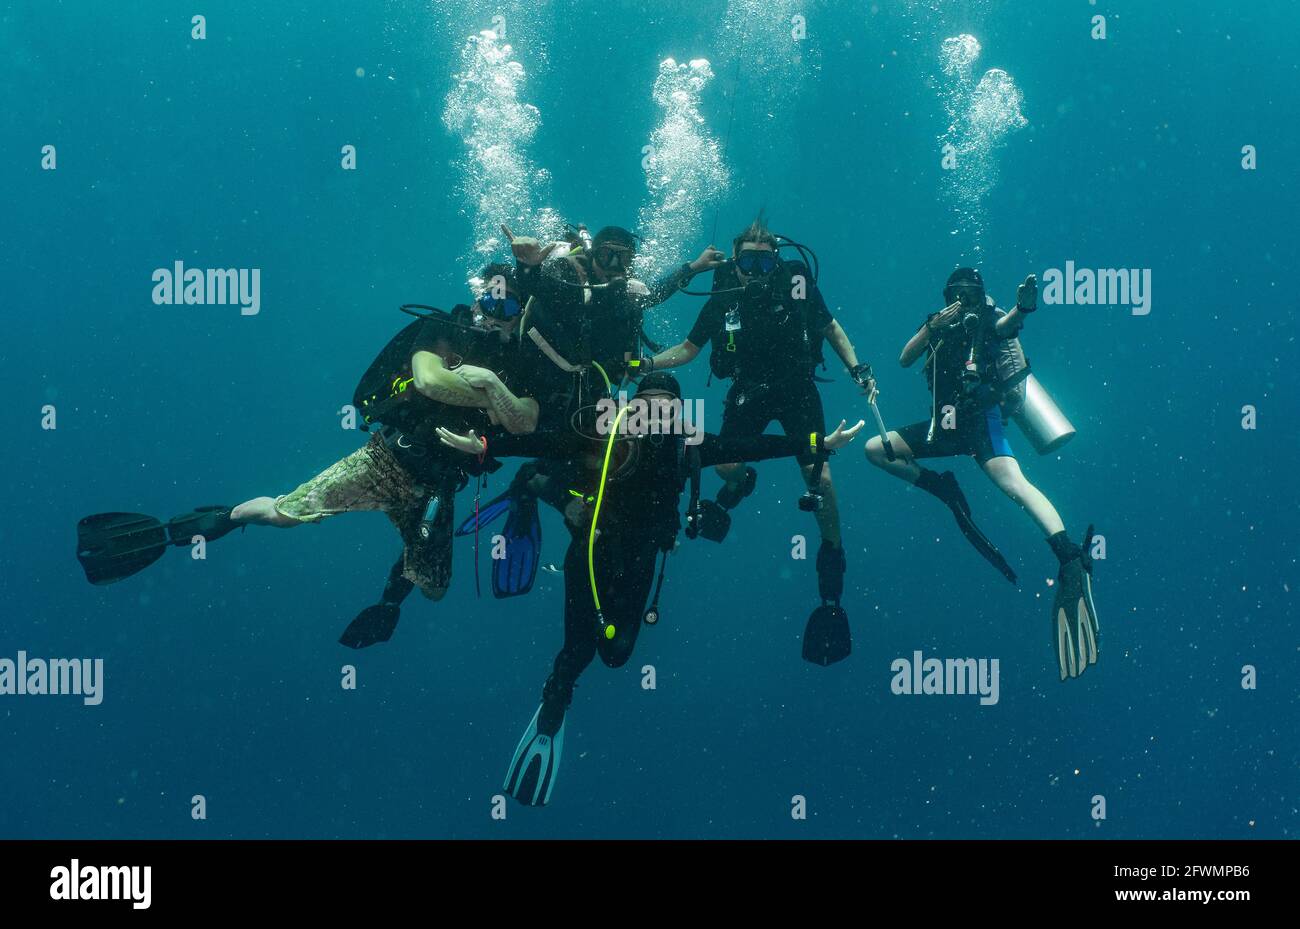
[933,299,1077,455]
[1011,373,1076,454]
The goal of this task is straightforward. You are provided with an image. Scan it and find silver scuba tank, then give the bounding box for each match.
[1011,373,1076,454]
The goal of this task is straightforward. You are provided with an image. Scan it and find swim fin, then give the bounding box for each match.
[454,491,513,537]
[338,604,400,649]
[503,702,566,807]
[802,605,852,666]
[493,492,541,598]
[804,542,851,665]
[1048,526,1099,681]
[76,507,237,585]
[916,470,1018,585]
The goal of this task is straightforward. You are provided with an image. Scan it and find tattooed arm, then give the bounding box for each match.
[411,350,490,407]
[456,365,539,434]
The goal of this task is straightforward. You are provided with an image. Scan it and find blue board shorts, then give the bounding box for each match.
[895,406,1014,465]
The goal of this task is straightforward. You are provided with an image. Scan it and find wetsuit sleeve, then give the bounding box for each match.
[482,430,589,461]
[515,256,579,306]
[640,264,694,308]
[686,299,722,348]
[698,432,822,467]
[809,282,833,330]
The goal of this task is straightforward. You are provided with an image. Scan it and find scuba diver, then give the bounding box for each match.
[504,222,724,384]
[646,214,877,665]
[438,371,865,805]
[75,265,561,649]
[862,267,1099,681]
[446,223,726,602]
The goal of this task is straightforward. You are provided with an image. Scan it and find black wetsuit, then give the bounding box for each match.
[687,261,834,462]
[365,312,563,603]
[895,305,1025,465]
[482,429,828,685]
[515,255,694,389]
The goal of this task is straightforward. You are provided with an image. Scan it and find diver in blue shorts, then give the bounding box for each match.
[864,268,1099,682]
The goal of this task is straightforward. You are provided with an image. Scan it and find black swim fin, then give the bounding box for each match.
[802,605,852,666]
[804,542,851,665]
[917,471,1018,585]
[338,604,401,649]
[76,507,237,585]
[493,493,541,598]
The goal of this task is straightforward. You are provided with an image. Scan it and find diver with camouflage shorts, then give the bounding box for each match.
[75,265,562,648]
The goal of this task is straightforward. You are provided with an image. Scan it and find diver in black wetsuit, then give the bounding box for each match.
[503,222,724,387]
[647,214,877,662]
[437,372,864,806]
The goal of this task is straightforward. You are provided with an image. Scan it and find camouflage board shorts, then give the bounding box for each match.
[274,435,456,596]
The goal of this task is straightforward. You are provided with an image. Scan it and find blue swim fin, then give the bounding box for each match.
[493,493,541,598]
[454,491,513,537]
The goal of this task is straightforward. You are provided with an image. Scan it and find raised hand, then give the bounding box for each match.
[689,245,726,272]
[824,418,866,450]
[436,427,482,455]
[501,223,560,267]
[1016,273,1038,312]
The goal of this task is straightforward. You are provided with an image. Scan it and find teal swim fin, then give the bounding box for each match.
[76,507,237,585]
[1048,526,1099,681]
[503,702,566,806]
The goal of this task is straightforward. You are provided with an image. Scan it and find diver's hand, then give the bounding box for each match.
[436,427,482,456]
[849,362,876,396]
[689,245,726,273]
[824,419,866,451]
[455,365,501,390]
[1016,273,1038,313]
[928,301,963,332]
[501,224,561,267]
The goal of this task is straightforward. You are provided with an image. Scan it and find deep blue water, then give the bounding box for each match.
[1,0,1295,838]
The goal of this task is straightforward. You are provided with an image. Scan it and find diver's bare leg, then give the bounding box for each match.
[864,433,923,482]
[801,460,842,547]
[230,496,303,528]
[981,456,1065,537]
